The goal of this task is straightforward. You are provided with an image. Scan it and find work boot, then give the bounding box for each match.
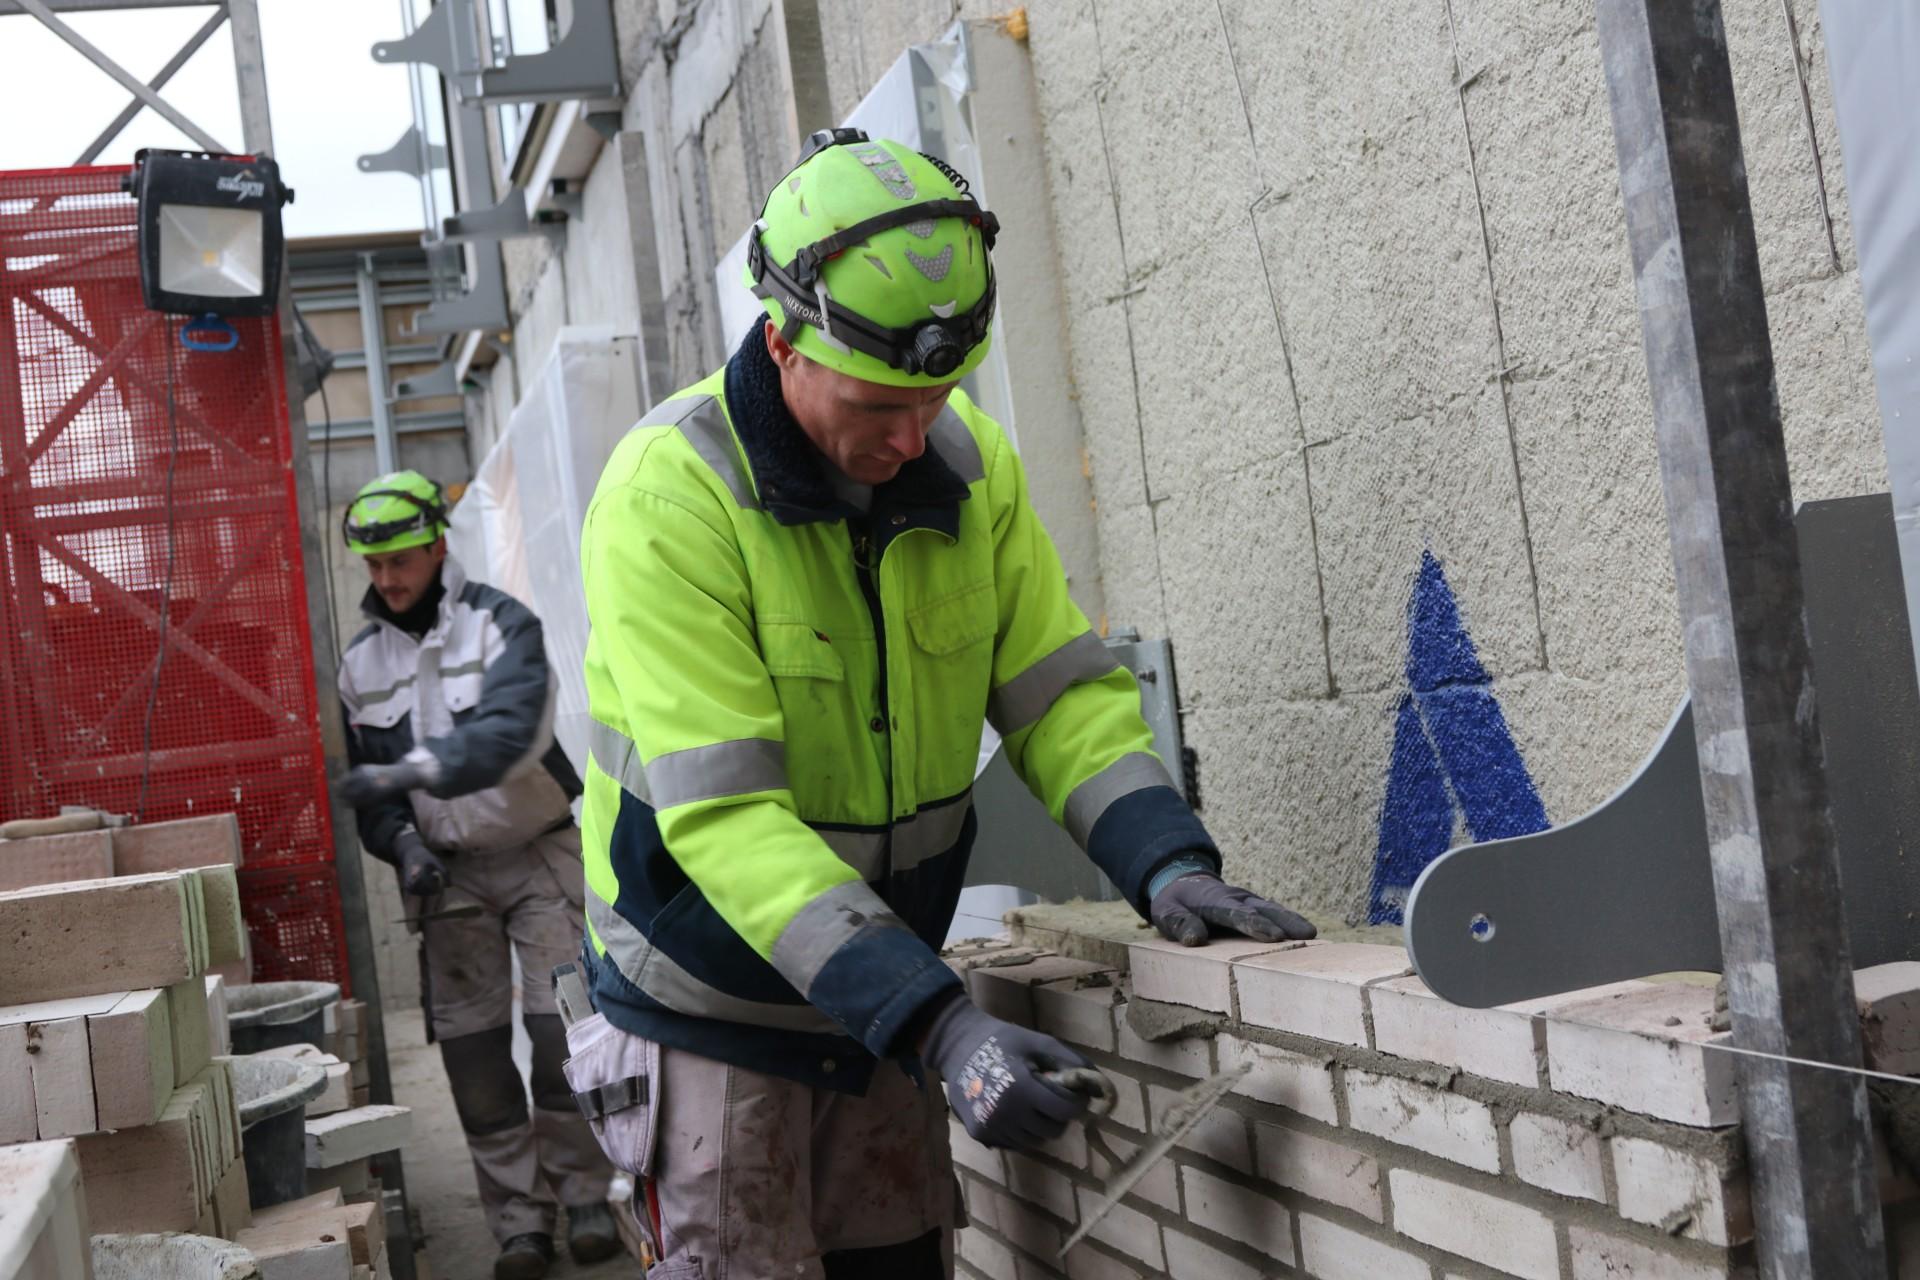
[566,1200,621,1264]
[495,1232,554,1280]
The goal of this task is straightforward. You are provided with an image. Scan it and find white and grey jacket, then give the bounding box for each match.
[338,555,580,859]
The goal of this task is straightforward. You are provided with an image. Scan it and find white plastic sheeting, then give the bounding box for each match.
[446,328,644,771]
[1819,3,1920,690]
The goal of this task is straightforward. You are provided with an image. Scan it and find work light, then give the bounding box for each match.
[126,149,293,318]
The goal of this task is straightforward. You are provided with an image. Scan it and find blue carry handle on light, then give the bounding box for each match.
[179,313,240,352]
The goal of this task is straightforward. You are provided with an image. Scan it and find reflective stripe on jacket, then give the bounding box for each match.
[339,555,580,857]
[578,335,1216,1093]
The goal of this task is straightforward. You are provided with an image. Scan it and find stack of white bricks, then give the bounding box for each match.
[946,935,1920,1280]
[0,863,252,1238]
[325,997,372,1110]
[0,814,253,983]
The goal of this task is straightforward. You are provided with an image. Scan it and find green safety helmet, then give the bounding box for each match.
[745,128,1000,387]
[342,470,448,555]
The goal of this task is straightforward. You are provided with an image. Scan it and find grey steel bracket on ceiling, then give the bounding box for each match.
[371,0,620,105]
[408,242,509,337]
[967,631,1186,903]
[391,360,461,402]
[545,181,584,221]
[584,110,622,142]
[358,124,447,179]
[439,188,532,242]
[1406,492,1920,1008]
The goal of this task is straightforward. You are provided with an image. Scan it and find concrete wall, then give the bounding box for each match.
[972,0,1878,922]
[479,0,1886,928]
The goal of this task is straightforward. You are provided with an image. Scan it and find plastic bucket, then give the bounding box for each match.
[225,981,340,1055]
[231,1054,328,1209]
[92,1233,261,1280]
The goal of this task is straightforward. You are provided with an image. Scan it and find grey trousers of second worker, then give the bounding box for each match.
[420,825,613,1243]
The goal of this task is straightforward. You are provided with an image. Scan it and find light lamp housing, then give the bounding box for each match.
[127,149,292,318]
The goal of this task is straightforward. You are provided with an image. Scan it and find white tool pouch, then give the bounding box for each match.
[562,1012,661,1178]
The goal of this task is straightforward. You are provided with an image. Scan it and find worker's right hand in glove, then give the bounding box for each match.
[393,830,448,898]
[919,992,1092,1151]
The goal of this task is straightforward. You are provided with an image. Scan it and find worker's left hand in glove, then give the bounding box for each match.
[1149,866,1317,946]
[337,759,432,808]
[392,830,448,898]
[918,992,1093,1151]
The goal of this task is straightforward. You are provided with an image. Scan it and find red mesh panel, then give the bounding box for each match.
[0,166,348,990]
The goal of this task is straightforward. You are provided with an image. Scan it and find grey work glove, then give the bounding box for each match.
[392,830,449,898]
[922,994,1092,1151]
[338,759,432,808]
[1150,872,1317,946]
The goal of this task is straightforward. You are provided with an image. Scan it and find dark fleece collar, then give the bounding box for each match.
[723,322,971,527]
[362,566,445,639]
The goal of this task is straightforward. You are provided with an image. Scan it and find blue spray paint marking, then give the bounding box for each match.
[1367,553,1548,925]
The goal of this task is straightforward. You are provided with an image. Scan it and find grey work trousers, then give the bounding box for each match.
[563,1015,959,1279]
[420,826,612,1242]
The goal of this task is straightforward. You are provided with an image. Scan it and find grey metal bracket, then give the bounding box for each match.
[1407,493,1920,1007]
[439,189,532,242]
[391,360,461,402]
[968,632,1187,902]
[358,125,446,179]
[372,0,620,106]
[407,242,509,337]
[545,181,584,221]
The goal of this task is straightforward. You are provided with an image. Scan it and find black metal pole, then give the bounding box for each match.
[1594,1,1882,1274]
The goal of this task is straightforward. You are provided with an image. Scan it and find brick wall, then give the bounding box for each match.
[945,935,1919,1279]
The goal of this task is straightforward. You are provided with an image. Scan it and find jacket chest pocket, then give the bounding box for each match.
[759,622,855,774]
[906,581,996,656]
[905,581,995,762]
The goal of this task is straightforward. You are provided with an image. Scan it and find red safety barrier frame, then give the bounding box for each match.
[0,165,349,988]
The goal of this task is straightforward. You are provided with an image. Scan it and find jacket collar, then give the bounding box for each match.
[722,323,972,539]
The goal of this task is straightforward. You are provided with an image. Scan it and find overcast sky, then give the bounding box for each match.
[0,1,427,238]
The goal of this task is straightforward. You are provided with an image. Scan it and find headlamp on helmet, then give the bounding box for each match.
[342,472,449,555]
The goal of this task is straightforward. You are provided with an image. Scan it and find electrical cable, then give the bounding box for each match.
[135,329,182,823]
[318,371,342,656]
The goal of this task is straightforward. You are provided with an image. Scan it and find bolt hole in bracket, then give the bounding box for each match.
[1468,913,1494,943]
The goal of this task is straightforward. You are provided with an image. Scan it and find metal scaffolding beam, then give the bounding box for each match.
[13,0,230,152]
[1596,1,1885,1274]
[355,256,400,475]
